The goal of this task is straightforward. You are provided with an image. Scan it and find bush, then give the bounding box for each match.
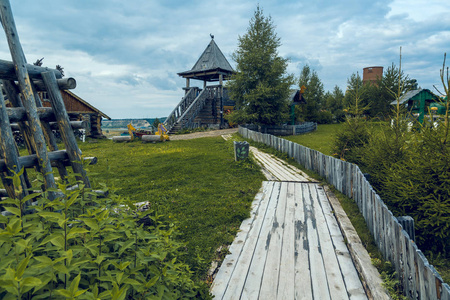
[0,173,209,299]
[332,117,369,164]
[316,111,333,124]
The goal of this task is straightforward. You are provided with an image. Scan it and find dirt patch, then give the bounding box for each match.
[169,128,238,141]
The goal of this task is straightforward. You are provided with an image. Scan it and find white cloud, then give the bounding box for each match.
[0,0,448,118]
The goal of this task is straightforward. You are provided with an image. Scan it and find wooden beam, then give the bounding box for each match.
[32,77,76,91]
[0,58,62,81]
[11,121,86,131]
[42,71,91,188]
[7,107,85,123]
[0,0,57,199]
[0,150,97,172]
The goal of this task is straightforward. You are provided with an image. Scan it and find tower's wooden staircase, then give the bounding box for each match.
[164,85,222,134]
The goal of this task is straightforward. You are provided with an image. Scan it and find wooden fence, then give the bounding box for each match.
[239,126,450,300]
[242,122,317,136]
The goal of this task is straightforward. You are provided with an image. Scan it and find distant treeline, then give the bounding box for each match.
[102,117,167,129]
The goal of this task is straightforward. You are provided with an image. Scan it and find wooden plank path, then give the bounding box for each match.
[212,140,368,299]
[250,146,313,182]
[211,181,368,299]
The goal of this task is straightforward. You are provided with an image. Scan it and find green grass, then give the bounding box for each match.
[284,123,342,155]
[79,136,265,279]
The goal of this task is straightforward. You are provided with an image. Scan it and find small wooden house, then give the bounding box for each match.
[391,88,440,123]
[40,90,111,138]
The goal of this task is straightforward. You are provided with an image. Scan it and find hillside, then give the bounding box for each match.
[102,117,167,129]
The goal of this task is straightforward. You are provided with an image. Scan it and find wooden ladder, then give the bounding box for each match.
[0,0,91,203]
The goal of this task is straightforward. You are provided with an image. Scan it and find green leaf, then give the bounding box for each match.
[16,256,31,279]
[55,289,72,298]
[145,275,159,288]
[67,190,81,207]
[118,239,135,255]
[67,227,89,239]
[3,207,21,217]
[21,276,42,287]
[83,218,99,230]
[69,273,81,296]
[53,263,69,275]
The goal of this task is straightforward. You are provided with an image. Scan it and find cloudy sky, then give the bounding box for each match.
[1,0,449,119]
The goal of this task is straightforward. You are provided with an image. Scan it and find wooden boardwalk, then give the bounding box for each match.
[211,181,367,299]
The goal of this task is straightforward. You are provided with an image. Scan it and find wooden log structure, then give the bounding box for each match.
[0,150,97,173]
[0,0,58,199]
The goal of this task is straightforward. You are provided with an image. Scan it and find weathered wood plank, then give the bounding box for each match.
[311,184,349,300]
[258,182,287,299]
[211,181,273,299]
[276,182,297,300]
[239,181,282,299]
[317,185,367,299]
[41,71,90,188]
[303,184,331,299]
[293,183,313,299]
[221,182,281,299]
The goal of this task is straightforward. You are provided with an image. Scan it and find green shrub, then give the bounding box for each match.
[332,117,369,164]
[0,172,209,299]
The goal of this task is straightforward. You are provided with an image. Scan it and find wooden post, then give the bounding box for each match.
[0,0,57,199]
[41,71,91,188]
[0,80,28,198]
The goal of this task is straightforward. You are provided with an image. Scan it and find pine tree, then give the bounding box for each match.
[227,5,294,126]
[297,65,325,122]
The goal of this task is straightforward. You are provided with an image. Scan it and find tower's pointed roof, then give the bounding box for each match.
[178,37,234,82]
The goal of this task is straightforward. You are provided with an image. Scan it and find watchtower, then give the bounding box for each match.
[164,36,235,133]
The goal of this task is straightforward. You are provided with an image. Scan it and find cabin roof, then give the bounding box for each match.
[177,38,234,81]
[64,90,111,120]
[390,88,439,105]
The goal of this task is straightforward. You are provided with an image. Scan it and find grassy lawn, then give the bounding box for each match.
[79,136,265,279]
[284,123,342,155]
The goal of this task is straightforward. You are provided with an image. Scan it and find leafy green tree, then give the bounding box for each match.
[324,85,345,122]
[227,5,294,126]
[296,65,325,123]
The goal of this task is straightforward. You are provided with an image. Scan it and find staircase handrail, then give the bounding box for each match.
[164,87,199,132]
[179,86,218,129]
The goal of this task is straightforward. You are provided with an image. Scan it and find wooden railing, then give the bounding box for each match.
[164,86,220,132]
[239,126,450,300]
[163,87,200,132]
[179,86,220,129]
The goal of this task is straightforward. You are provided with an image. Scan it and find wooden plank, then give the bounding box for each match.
[236,181,280,298]
[212,181,274,299]
[310,184,349,300]
[258,182,288,299]
[294,183,313,299]
[303,184,331,299]
[0,1,57,199]
[42,71,91,188]
[276,182,296,300]
[222,182,281,299]
[317,185,367,299]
